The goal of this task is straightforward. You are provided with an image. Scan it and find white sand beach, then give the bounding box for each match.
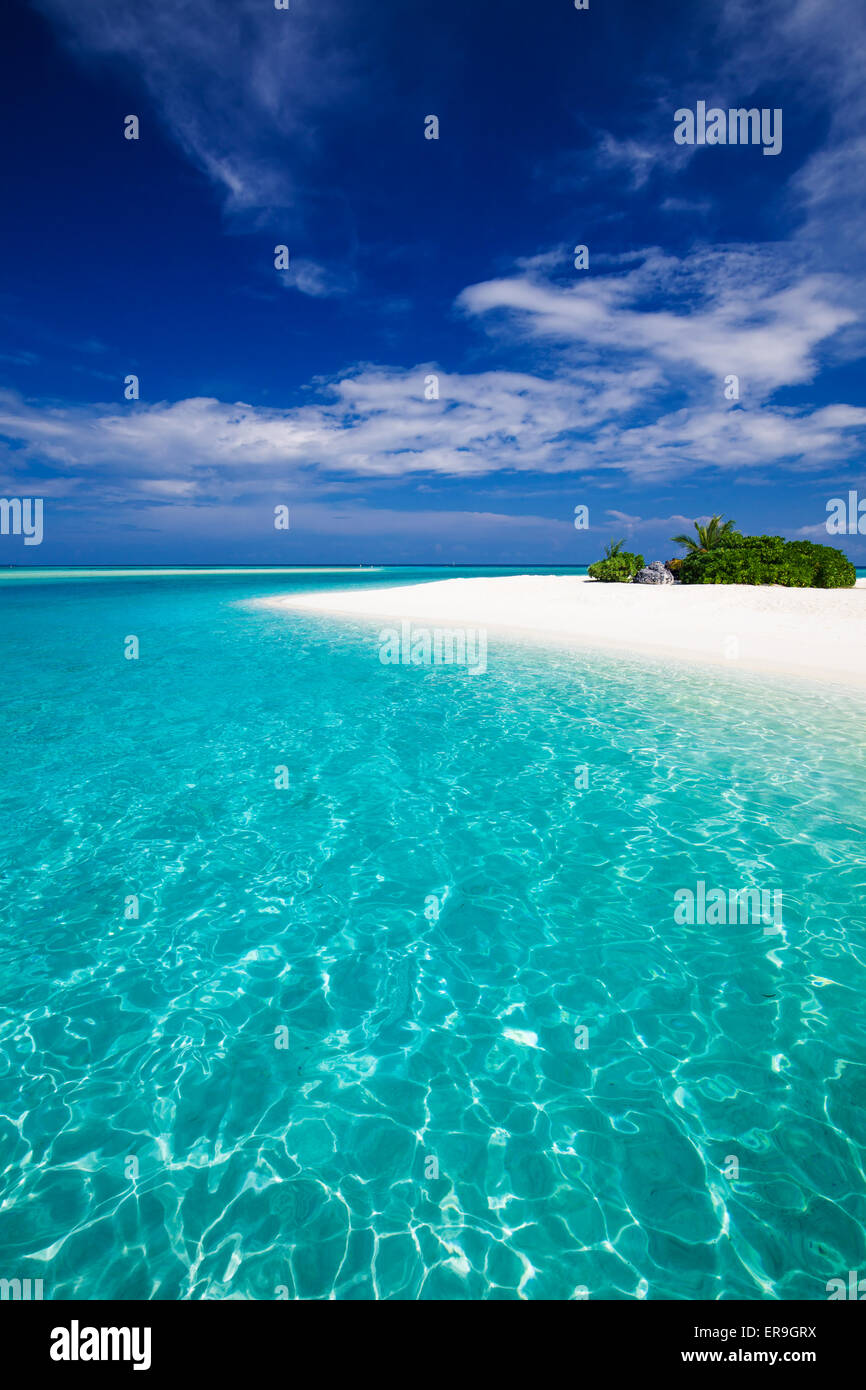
[259,575,866,688]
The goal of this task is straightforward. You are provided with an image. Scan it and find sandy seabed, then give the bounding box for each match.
[258,574,866,689]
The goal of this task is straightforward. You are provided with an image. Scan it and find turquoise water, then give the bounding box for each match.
[1,567,865,1301]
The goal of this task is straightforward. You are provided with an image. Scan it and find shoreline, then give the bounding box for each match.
[255,574,866,690]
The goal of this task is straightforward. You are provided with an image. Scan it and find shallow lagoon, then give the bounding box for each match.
[0,569,864,1299]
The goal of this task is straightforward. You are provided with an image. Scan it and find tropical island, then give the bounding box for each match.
[257,524,865,689]
[587,516,856,587]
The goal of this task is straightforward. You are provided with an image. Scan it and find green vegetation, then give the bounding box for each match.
[589,516,855,587]
[587,545,645,582]
[678,535,855,588]
[670,515,740,553]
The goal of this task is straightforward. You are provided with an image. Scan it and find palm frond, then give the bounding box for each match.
[672,515,739,555]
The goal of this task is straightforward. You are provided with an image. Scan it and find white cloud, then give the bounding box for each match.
[1,359,865,500]
[458,247,854,393]
[33,0,357,214]
[591,132,692,190]
[605,510,698,533]
[279,259,355,298]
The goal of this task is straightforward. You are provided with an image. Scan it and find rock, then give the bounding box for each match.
[633,561,675,584]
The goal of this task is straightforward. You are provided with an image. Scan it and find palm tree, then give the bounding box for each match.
[671,515,738,554]
[603,537,625,559]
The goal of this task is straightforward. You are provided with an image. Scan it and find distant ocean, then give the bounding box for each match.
[1,566,864,1299]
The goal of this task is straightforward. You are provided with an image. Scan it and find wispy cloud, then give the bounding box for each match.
[278,259,356,298]
[590,132,693,190]
[34,0,358,215]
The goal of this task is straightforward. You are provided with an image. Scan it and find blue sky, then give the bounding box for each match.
[1,0,865,564]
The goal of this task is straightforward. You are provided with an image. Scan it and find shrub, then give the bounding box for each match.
[678,535,855,588]
[665,557,683,577]
[587,551,644,582]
